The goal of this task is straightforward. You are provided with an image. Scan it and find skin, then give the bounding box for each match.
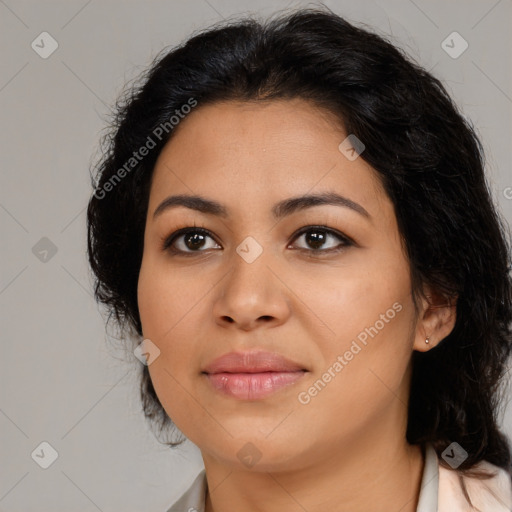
[137,98,456,512]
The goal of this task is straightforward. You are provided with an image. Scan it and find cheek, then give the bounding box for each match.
[302,256,416,396]
[302,258,413,346]
[296,298,416,435]
[137,286,192,433]
[137,260,208,421]
[137,257,204,341]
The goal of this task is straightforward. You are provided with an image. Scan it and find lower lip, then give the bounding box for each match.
[205,371,306,400]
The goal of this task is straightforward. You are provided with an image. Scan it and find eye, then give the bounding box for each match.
[162,225,353,256]
[289,226,353,254]
[162,227,220,255]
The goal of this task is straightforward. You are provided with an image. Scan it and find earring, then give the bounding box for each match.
[425,337,430,344]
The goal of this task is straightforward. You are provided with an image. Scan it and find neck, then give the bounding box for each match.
[203,435,425,512]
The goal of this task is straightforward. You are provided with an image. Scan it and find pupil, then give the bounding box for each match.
[306,231,325,249]
[186,232,205,250]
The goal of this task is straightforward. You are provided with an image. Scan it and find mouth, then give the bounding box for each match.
[201,350,308,400]
[203,370,307,400]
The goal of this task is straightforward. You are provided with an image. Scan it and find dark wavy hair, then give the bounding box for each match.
[86,5,512,498]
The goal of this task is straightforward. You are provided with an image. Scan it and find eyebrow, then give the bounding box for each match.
[152,191,371,221]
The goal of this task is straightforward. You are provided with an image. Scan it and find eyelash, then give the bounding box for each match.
[161,225,354,256]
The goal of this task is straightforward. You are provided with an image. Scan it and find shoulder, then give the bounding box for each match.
[438,459,512,512]
[164,469,207,512]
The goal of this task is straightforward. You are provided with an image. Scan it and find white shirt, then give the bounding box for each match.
[164,443,512,511]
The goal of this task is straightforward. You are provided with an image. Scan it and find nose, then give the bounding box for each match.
[212,246,291,331]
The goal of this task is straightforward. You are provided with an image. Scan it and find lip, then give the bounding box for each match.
[202,350,308,400]
[202,350,306,374]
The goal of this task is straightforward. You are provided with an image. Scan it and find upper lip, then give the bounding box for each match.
[202,350,306,374]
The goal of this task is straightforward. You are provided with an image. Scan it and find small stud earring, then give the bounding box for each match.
[425,337,430,344]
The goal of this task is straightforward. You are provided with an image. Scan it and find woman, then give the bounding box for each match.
[87,7,512,512]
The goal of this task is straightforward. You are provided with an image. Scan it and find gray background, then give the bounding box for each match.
[1,0,511,511]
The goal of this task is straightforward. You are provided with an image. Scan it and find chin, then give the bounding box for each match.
[200,432,307,472]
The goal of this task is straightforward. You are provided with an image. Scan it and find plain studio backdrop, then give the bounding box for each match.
[1,0,511,511]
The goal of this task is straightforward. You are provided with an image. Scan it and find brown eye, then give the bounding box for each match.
[162,225,353,256]
[183,232,208,250]
[291,226,353,253]
[304,230,327,250]
[163,228,221,254]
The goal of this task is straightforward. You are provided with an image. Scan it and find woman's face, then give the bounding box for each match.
[137,98,430,471]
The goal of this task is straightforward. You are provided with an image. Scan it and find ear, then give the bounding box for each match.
[413,284,457,352]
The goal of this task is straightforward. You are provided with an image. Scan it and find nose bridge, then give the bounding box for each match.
[227,234,273,301]
[213,233,288,328]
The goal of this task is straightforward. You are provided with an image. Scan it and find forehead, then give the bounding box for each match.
[148,99,390,220]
